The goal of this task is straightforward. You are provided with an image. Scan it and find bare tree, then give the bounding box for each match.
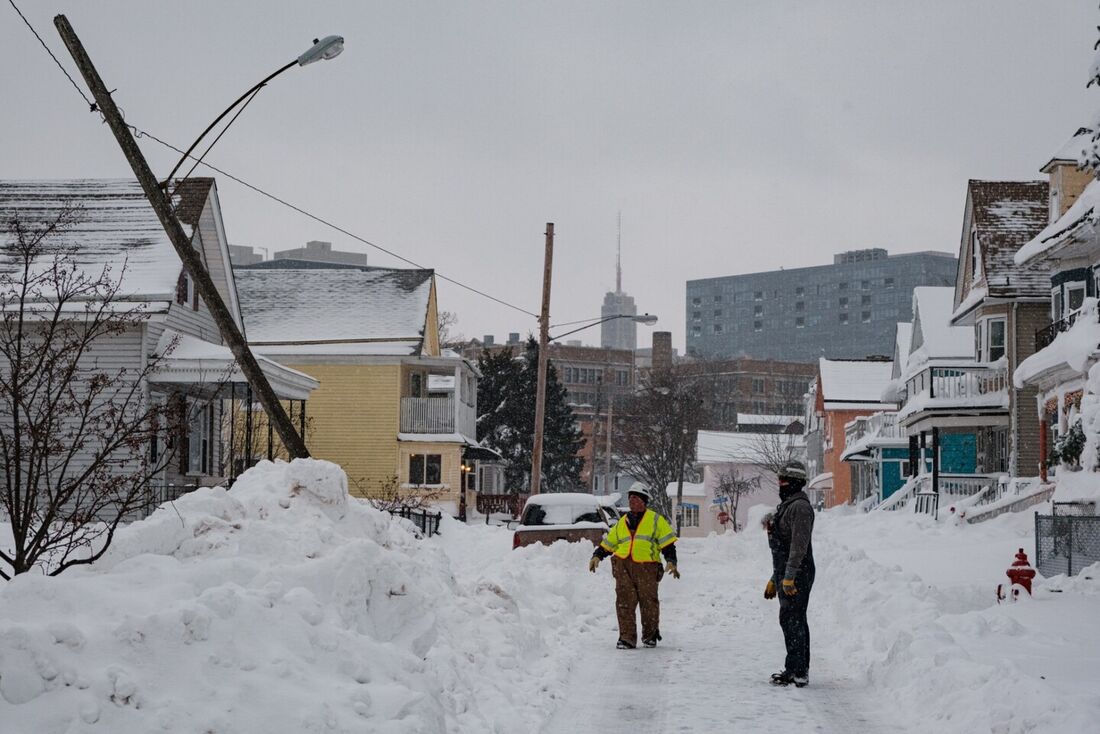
[612,373,711,519]
[748,431,803,478]
[0,210,182,578]
[712,465,762,532]
[438,310,465,350]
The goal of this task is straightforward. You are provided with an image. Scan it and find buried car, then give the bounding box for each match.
[512,492,617,549]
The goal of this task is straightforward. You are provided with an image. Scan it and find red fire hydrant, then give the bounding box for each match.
[1006,548,1036,596]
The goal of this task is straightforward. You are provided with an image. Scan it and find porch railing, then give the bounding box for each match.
[928,365,1008,400]
[1035,310,1085,351]
[400,396,455,434]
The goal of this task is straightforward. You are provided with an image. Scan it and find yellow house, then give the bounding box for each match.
[234,264,484,508]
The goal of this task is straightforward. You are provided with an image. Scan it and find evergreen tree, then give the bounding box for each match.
[476,338,584,492]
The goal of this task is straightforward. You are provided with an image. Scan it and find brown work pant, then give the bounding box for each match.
[612,558,662,644]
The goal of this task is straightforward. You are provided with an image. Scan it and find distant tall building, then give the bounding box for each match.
[601,215,639,351]
[686,248,958,362]
[273,240,367,267]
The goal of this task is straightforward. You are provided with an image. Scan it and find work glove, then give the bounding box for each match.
[588,557,600,573]
[782,578,798,597]
[764,579,777,599]
[665,562,680,579]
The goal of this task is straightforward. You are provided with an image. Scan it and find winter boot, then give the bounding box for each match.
[792,673,808,688]
[616,639,636,650]
[642,631,662,648]
[770,671,795,686]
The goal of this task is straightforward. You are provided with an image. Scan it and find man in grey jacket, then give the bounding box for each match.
[763,460,815,687]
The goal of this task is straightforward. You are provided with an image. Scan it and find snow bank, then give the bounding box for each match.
[0,459,610,733]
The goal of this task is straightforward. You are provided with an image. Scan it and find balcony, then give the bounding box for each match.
[899,364,1009,428]
[842,411,904,461]
[1035,310,1083,351]
[400,396,455,434]
[928,365,1007,400]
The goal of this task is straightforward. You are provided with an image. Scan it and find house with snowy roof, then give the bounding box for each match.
[948,179,1050,486]
[812,357,896,507]
[234,262,486,509]
[0,178,318,506]
[1013,129,1100,479]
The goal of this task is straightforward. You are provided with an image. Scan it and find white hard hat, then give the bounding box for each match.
[627,483,651,502]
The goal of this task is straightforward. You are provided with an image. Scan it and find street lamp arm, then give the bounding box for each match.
[549,313,658,342]
[161,59,297,186]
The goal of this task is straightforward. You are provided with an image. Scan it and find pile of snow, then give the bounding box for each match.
[0,460,611,733]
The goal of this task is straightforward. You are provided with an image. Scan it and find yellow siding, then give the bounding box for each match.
[284,362,401,497]
[397,441,464,502]
[422,278,441,357]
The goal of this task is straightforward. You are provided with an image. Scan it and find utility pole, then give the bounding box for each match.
[55,14,308,459]
[529,223,554,495]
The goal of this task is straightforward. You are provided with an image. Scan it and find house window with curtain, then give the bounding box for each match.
[1067,283,1086,314]
[681,503,699,527]
[409,453,443,485]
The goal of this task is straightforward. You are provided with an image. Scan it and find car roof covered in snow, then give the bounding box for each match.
[523,492,607,508]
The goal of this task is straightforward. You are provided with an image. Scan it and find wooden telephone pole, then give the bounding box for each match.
[529,223,554,495]
[54,14,309,459]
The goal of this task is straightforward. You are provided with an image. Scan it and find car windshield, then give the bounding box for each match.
[521,503,605,526]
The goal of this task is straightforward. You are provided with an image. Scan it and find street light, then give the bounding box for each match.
[162,35,345,186]
[530,312,659,495]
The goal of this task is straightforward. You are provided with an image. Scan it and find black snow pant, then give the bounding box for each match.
[777,570,814,676]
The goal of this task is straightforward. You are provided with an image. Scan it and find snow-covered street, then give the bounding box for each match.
[2,461,1099,733]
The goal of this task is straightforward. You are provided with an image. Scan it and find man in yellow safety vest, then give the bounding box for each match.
[588,484,679,649]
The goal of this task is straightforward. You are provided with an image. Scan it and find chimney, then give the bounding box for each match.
[483,335,495,346]
[652,331,673,374]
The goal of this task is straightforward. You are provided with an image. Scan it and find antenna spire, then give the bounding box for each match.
[616,211,622,294]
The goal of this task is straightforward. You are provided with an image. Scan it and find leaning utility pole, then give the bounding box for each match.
[529,223,554,495]
[55,14,309,459]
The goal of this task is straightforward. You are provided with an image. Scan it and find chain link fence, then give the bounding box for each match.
[1035,507,1100,578]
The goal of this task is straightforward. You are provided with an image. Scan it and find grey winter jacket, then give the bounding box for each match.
[772,490,814,581]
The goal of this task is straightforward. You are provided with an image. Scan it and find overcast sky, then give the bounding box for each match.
[3,1,1096,352]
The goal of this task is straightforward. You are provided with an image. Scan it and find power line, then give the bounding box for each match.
[8,1,540,320]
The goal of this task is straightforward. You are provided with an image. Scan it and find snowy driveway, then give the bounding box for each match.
[539,530,894,734]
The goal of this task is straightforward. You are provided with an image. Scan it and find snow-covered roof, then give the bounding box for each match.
[0,178,210,300]
[818,358,895,408]
[696,430,805,464]
[907,288,974,380]
[735,413,800,426]
[1015,177,1100,267]
[664,481,706,499]
[236,266,433,354]
[964,180,1050,299]
[892,323,913,378]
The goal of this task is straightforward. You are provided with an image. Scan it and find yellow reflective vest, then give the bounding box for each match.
[599,509,677,563]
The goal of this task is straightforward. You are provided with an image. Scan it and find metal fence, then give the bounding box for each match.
[1035,512,1100,577]
[391,506,443,538]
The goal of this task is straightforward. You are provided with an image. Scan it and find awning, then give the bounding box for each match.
[464,444,503,462]
[807,472,833,491]
[148,329,319,401]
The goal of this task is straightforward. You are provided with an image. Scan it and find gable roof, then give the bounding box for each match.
[235,266,434,355]
[817,357,894,409]
[0,178,211,301]
[911,287,971,360]
[966,180,1049,299]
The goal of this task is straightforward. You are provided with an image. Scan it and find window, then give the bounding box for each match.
[839,313,849,324]
[713,309,723,317]
[692,326,701,336]
[753,320,763,332]
[838,282,849,291]
[795,301,805,312]
[1067,283,1086,314]
[409,453,443,485]
[861,294,871,305]
[795,286,804,297]
[692,310,701,320]
[885,277,895,288]
[753,291,763,301]
[410,372,424,397]
[970,230,981,282]
[900,460,910,477]
[861,311,872,323]
[680,503,700,528]
[987,318,1006,361]
[752,378,765,393]
[839,297,848,307]
[795,316,805,328]
[713,324,723,334]
[692,297,701,305]
[714,294,723,303]
[861,280,870,290]
[753,305,763,316]
[186,402,214,475]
